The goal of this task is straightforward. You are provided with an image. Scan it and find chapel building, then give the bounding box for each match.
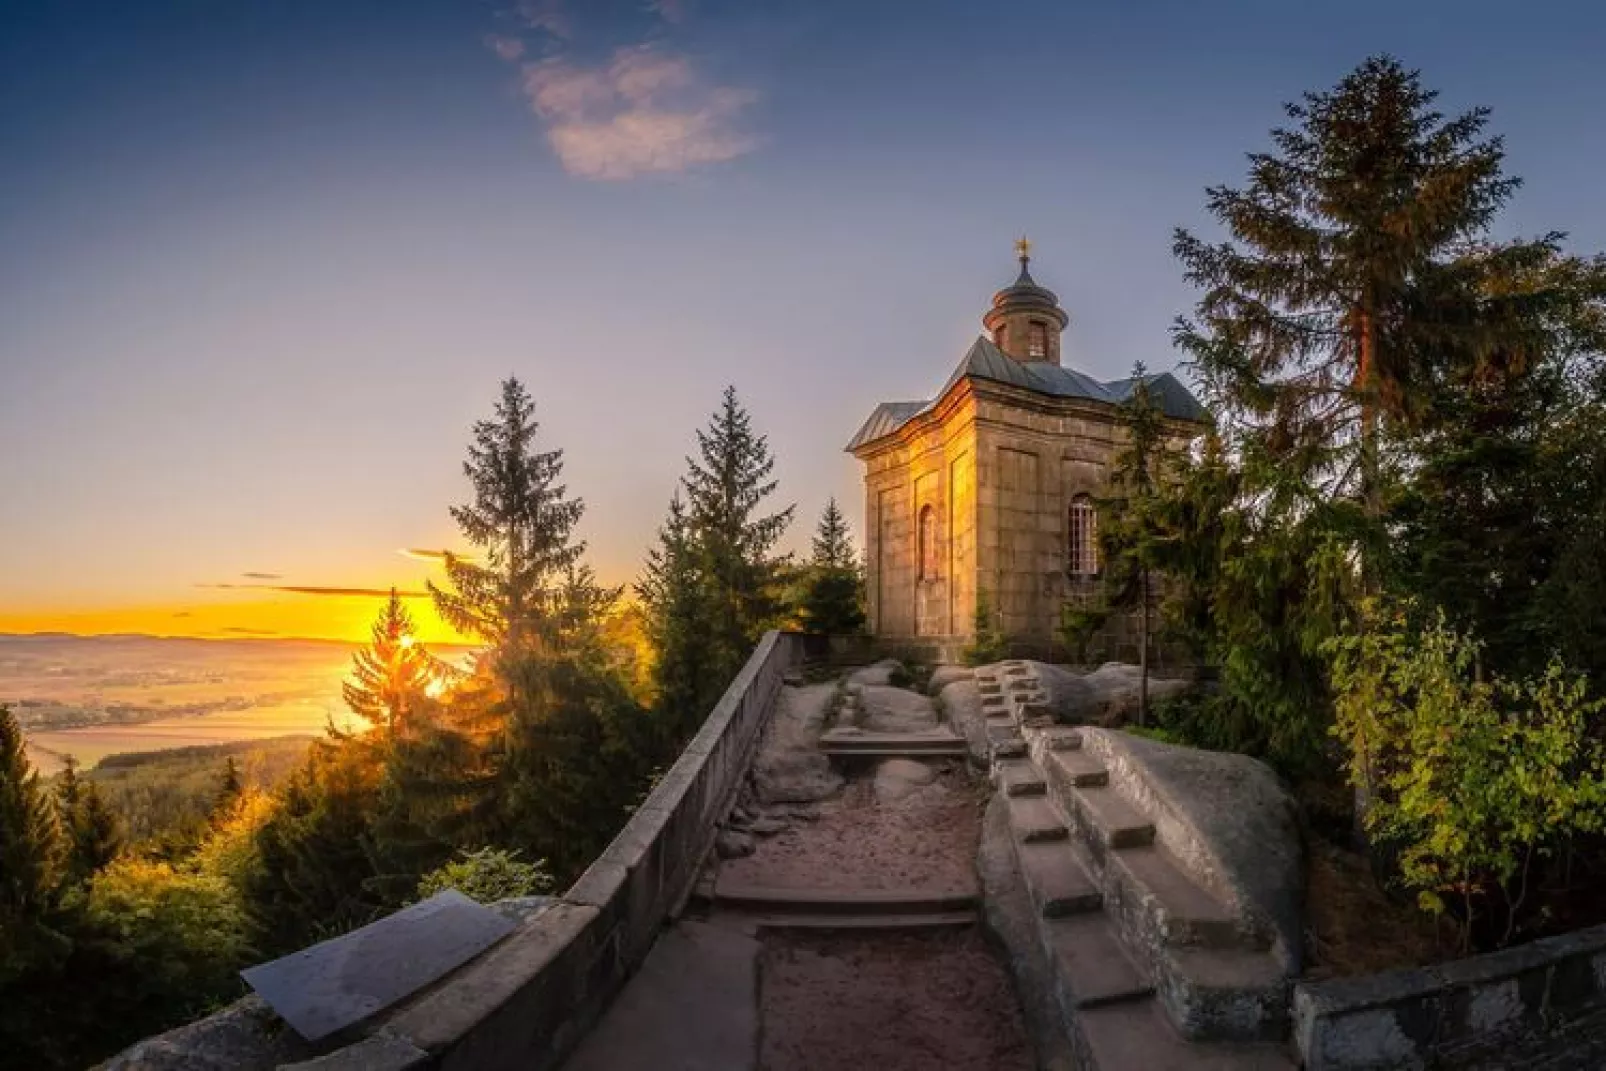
[846,241,1207,660]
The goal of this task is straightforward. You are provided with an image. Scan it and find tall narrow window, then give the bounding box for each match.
[918,505,939,580]
[1068,496,1098,577]
[1028,320,1048,358]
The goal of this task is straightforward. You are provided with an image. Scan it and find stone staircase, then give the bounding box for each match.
[976,661,1295,1070]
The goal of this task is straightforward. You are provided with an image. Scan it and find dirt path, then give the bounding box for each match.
[760,929,1035,1071]
[718,674,1033,1071]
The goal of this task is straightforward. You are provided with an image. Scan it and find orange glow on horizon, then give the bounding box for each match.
[0,596,472,646]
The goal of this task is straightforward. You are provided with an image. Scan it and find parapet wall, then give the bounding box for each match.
[1294,922,1606,1069]
[107,630,805,1071]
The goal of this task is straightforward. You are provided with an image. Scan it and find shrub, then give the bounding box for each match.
[416,847,553,904]
[1327,604,1606,949]
[962,590,1008,666]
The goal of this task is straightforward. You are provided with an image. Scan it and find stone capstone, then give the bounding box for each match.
[100,995,314,1071]
[857,684,940,733]
[872,757,939,803]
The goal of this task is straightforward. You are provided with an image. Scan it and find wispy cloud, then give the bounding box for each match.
[647,0,691,25]
[486,34,526,62]
[520,45,758,180]
[399,548,454,562]
[198,583,429,598]
[219,627,278,636]
[514,0,570,40]
[242,571,283,580]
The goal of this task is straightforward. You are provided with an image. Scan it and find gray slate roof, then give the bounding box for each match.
[846,336,1206,452]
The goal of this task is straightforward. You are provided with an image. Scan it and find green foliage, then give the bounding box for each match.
[245,738,386,953]
[1328,605,1606,949]
[797,498,867,636]
[89,736,313,848]
[1059,362,1175,717]
[429,376,587,658]
[342,589,439,735]
[681,386,795,670]
[76,857,252,1013]
[0,705,68,981]
[55,757,122,886]
[416,847,552,904]
[641,388,794,740]
[962,590,1008,666]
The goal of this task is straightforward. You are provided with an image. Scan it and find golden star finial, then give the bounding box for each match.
[1015,234,1032,262]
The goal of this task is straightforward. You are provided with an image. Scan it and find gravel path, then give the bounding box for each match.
[720,764,981,892]
[759,929,1034,1071]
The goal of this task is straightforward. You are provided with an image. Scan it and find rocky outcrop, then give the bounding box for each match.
[1015,661,1194,727]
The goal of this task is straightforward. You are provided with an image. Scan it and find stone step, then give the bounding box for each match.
[719,910,979,932]
[1043,913,1154,1009]
[1044,729,1083,751]
[1017,841,1102,918]
[1078,998,1295,1070]
[818,731,967,757]
[990,736,1028,760]
[1158,946,1290,1042]
[1069,784,1157,850]
[1114,846,1246,949]
[1046,749,1110,788]
[1006,795,1068,843]
[996,759,1047,797]
[711,881,978,916]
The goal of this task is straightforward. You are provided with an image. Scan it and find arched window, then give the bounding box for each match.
[918,505,939,580]
[1028,320,1048,358]
[1068,495,1098,577]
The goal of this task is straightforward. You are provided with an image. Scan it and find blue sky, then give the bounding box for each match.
[3,0,1604,637]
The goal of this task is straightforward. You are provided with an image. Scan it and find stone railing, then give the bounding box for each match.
[1294,922,1606,1069]
[107,630,806,1071]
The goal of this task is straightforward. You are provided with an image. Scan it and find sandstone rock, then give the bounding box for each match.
[747,816,788,837]
[873,757,939,803]
[844,659,905,687]
[749,683,844,805]
[938,679,990,766]
[716,829,755,859]
[858,685,939,733]
[926,665,974,694]
[1027,661,1193,727]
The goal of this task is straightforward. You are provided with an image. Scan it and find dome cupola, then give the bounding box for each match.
[982,236,1069,364]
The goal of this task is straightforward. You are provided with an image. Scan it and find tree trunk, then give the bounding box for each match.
[1353,303,1380,846]
[1138,567,1150,727]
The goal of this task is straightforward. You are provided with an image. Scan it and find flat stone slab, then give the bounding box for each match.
[564,921,760,1071]
[240,890,514,1042]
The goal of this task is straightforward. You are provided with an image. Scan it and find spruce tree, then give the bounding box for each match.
[343,589,438,735]
[798,498,866,636]
[1072,364,1172,723]
[1173,55,1540,579]
[638,493,718,737]
[214,756,245,819]
[681,386,794,675]
[55,757,121,885]
[430,377,586,663]
[0,706,67,980]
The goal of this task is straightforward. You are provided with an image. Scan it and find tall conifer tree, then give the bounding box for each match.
[430,378,586,663]
[798,498,866,636]
[1173,55,1541,578]
[343,590,437,735]
[54,757,121,885]
[0,706,67,979]
[681,386,794,673]
[639,494,717,736]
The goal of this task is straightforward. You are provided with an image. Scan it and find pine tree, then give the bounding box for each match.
[681,386,794,675]
[430,378,586,664]
[1173,55,1545,582]
[343,590,438,735]
[639,493,718,737]
[798,498,866,636]
[55,757,121,885]
[214,756,245,817]
[1076,364,1172,723]
[0,706,67,980]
